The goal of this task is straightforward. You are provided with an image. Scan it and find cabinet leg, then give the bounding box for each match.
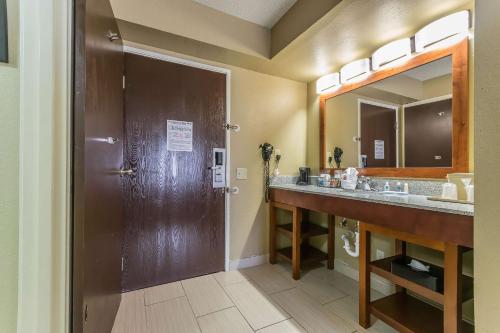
[359,222,371,328]
[269,204,277,264]
[444,243,463,333]
[395,240,407,293]
[292,207,302,280]
[327,215,335,270]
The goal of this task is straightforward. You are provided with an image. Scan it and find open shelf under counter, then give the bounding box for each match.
[276,244,327,265]
[370,293,474,333]
[276,222,328,240]
[370,255,474,305]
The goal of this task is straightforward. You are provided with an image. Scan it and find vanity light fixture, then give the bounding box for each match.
[316,72,341,94]
[372,38,412,70]
[340,58,370,84]
[415,10,470,53]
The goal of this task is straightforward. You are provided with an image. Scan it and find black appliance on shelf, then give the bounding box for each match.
[296,167,311,185]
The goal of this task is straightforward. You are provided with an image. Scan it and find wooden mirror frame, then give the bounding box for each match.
[320,38,469,178]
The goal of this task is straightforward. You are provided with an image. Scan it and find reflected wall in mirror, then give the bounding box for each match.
[325,56,452,169]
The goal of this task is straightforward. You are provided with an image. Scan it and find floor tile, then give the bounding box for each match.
[213,270,248,286]
[197,307,253,333]
[324,295,397,333]
[327,270,360,297]
[112,290,147,333]
[146,297,200,333]
[223,280,290,330]
[272,288,356,333]
[144,281,185,305]
[241,264,295,294]
[181,275,234,316]
[256,319,307,333]
[297,273,347,304]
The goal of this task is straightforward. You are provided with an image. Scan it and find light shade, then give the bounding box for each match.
[372,38,412,70]
[316,73,340,94]
[415,10,470,52]
[340,58,370,84]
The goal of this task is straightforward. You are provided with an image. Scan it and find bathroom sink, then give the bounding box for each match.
[379,191,409,196]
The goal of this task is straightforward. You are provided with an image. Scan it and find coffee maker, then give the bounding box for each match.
[296,167,311,185]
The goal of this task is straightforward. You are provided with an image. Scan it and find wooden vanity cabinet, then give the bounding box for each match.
[269,201,335,280]
[359,223,474,333]
[268,187,474,333]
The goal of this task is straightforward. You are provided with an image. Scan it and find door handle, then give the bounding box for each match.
[115,168,133,176]
[106,137,119,144]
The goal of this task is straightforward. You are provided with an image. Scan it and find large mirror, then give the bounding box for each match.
[325,56,452,169]
[320,40,469,178]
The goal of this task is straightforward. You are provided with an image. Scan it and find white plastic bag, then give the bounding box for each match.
[341,167,359,190]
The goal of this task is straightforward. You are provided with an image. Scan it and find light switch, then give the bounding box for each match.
[236,168,248,180]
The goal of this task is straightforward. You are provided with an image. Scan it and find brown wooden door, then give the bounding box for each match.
[73,0,124,332]
[404,98,452,167]
[360,101,397,168]
[122,53,226,291]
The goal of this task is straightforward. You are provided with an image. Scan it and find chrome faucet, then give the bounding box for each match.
[357,176,375,191]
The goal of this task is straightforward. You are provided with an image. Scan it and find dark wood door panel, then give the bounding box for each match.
[122,53,226,291]
[360,102,397,168]
[73,0,124,332]
[405,99,452,167]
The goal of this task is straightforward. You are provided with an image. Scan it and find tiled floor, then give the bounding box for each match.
[112,262,397,333]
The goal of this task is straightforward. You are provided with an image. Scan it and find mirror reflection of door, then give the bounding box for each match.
[359,100,398,168]
[403,96,452,167]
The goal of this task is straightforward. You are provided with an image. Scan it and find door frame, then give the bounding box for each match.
[123,46,232,271]
[357,98,400,168]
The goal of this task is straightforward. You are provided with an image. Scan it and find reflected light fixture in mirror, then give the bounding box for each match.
[340,58,370,84]
[372,38,412,70]
[415,10,470,53]
[316,73,340,94]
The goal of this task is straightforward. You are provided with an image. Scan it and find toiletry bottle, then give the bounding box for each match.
[396,181,402,192]
[384,182,390,192]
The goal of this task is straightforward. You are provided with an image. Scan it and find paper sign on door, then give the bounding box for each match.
[374,140,384,160]
[167,120,193,152]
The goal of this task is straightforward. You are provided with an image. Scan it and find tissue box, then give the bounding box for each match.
[390,257,443,292]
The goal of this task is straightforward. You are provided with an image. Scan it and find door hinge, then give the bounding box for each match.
[122,75,126,90]
[107,30,121,42]
[224,123,240,132]
[226,186,239,194]
[121,257,124,271]
[84,304,88,323]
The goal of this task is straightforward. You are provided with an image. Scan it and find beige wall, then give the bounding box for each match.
[110,0,270,58]
[325,94,359,168]
[271,0,341,57]
[474,1,500,331]
[124,41,307,261]
[0,0,19,331]
[423,74,452,99]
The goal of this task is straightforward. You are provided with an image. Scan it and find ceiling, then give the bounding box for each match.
[403,56,452,81]
[269,0,473,82]
[113,0,474,83]
[192,0,297,28]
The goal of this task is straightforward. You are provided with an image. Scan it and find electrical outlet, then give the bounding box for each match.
[376,249,385,260]
[236,168,248,180]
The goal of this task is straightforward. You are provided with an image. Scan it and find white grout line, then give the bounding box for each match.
[178,283,203,332]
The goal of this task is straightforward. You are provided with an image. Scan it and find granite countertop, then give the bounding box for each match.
[270,183,474,217]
